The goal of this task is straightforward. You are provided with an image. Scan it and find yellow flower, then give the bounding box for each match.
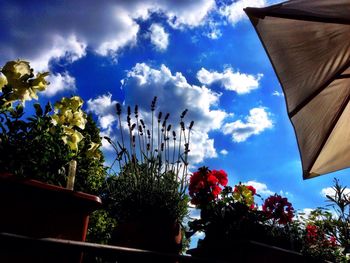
[51,96,88,153]
[0,72,7,91]
[233,184,255,207]
[86,142,101,159]
[55,96,83,113]
[31,72,49,93]
[1,60,49,103]
[72,110,87,129]
[53,96,87,129]
[2,60,32,80]
[62,126,84,151]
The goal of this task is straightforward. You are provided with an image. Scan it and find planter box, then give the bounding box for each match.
[111,218,182,253]
[187,240,317,263]
[0,176,102,262]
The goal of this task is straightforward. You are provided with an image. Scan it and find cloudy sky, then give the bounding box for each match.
[2,0,350,233]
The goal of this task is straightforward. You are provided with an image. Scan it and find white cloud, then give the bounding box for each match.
[197,67,263,94]
[219,0,267,25]
[295,208,314,221]
[149,24,169,51]
[321,187,350,198]
[43,72,76,97]
[272,90,284,97]
[86,93,118,150]
[204,20,222,39]
[222,107,273,142]
[244,180,274,196]
[94,9,139,57]
[120,63,228,164]
[0,0,217,69]
[30,35,86,72]
[86,93,118,129]
[206,28,222,40]
[162,0,216,28]
[220,149,229,155]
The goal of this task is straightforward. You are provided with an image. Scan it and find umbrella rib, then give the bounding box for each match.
[244,7,350,25]
[336,74,350,79]
[307,90,350,176]
[289,60,350,118]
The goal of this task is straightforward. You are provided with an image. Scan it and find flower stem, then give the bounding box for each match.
[66,159,77,190]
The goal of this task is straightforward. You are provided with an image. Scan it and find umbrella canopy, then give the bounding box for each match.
[245,0,350,179]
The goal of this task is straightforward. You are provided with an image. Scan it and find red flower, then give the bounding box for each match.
[190,196,200,205]
[190,171,201,185]
[197,180,205,189]
[247,185,256,195]
[262,194,294,225]
[212,185,222,197]
[306,224,318,243]
[329,236,337,247]
[212,169,228,186]
[207,174,218,186]
[188,167,229,207]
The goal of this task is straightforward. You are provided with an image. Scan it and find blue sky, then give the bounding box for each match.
[1,0,350,219]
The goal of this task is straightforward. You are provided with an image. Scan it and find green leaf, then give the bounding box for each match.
[34,103,43,116]
[44,102,52,115]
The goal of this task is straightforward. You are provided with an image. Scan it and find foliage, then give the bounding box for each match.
[0,60,105,191]
[86,209,117,244]
[102,97,192,241]
[296,178,350,262]
[73,114,106,194]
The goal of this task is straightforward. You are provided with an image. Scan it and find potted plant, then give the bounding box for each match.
[297,179,350,262]
[101,97,192,254]
[186,167,313,262]
[0,60,105,262]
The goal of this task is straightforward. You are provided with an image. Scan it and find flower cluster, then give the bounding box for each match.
[52,96,88,151]
[0,60,48,107]
[189,167,228,206]
[306,224,318,243]
[306,224,337,247]
[262,194,294,224]
[0,59,105,191]
[188,166,297,256]
[233,183,256,208]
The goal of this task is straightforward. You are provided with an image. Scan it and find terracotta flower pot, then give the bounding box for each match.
[0,174,102,263]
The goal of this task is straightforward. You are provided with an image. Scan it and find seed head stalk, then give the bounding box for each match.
[116,103,127,164]
[135,105,143,163]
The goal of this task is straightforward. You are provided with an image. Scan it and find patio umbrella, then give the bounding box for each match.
[244,0,350,179]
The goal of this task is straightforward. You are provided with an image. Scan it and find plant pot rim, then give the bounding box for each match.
[0,175,102,210]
